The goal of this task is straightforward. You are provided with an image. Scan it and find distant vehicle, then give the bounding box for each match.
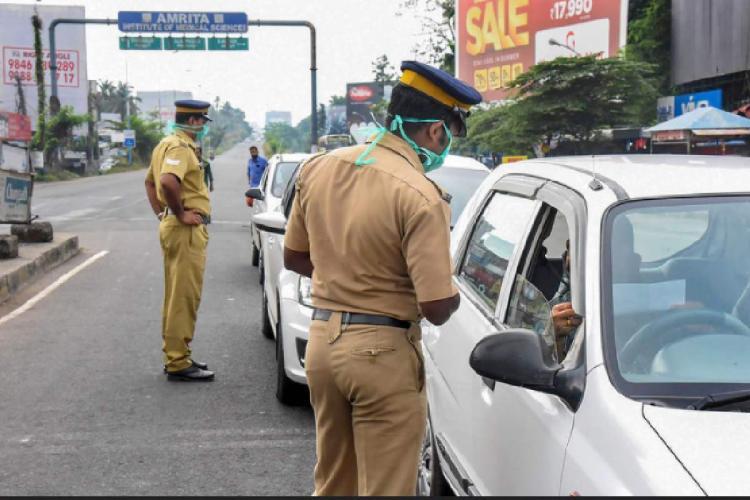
[245,153,311,344]
[252,155,490,404]
[98,158,116,172]
[418,154,750,496]
[317,134,354,151]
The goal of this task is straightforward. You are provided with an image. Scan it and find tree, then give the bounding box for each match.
[113,82,140,121]
[506,55,657,154]
[108,115,163,162]
[398,0,455,73]
[329,95,346,106]
[31,14,46,152]
[626,0,672,121]
[371,54,397,83]
[39,106,90,167]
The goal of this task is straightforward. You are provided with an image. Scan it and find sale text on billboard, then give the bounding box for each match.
[456,0,627,102]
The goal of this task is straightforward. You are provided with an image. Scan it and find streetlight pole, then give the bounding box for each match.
[548,38,581,56]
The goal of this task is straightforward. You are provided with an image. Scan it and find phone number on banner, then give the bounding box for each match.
[2,47,79,87]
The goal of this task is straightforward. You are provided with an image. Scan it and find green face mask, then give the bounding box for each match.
[353,115,452,171]
[391,115,452,172]
[169,121,210,142]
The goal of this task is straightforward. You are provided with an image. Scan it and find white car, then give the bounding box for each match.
[253,155,490,405]
[247,153,310,269]
[418,155,750,496]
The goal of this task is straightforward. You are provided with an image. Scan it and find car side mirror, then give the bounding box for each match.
[252,211,286,235]
[469,329,585,411]
[470,329,559,391]
[245,187,265,201]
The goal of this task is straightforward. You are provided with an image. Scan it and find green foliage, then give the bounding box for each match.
[264,106,327,154]
[459,55,658,156]
[31,14,45,151]
[626,0,672,121]
[94,80,140,121]
[329,95,346,106]
[372,55,397,83]
[107,115,164,163]
[38,106,90,161]
[399,0,455,73]
[206,99,253,154]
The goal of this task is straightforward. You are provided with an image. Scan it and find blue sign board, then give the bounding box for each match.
[124,138,135,147]
[674,89,723,117]
[118,11,248,33]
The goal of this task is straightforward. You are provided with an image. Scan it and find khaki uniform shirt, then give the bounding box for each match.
[285,132,456,322]
[146,130,211,216]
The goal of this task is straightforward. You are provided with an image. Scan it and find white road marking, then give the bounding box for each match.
[0,250,109,327]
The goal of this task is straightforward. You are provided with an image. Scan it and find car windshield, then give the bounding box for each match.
[271,162,300,198]
[603,196,750,402]
[427,167,489,226]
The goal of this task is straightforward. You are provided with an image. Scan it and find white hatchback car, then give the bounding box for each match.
[418,155,750,496]
[253,155,490,404]
[247,153,310,269]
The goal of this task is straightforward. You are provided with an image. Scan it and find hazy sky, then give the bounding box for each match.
[1,0,435,127]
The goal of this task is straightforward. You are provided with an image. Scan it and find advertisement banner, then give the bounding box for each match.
[0,170,32,223]
[456,0,628,102]
[0,111,32,142]
[0,4,88,130]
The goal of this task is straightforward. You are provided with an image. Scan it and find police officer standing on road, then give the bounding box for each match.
[284,61,482,495]
[144,100,214,382]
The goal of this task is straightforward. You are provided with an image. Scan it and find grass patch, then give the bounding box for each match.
[102,160,147,175]
[34,170,81,182]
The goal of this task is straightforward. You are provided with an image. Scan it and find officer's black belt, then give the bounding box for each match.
[164,207,210,224]
[312,308,411,329]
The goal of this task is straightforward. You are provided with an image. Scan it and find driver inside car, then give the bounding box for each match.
[549,240,581,357]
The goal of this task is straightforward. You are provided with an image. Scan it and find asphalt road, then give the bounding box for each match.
[0,141,316,495]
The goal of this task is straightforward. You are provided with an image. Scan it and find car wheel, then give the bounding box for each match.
[261,284,274,339]
[275,317,308,405]
[251,241,260,267]
[416,414,452,496]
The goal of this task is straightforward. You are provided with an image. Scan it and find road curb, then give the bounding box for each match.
[0,235,80,304]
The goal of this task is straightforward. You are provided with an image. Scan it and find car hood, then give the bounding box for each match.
[643,405,750,495]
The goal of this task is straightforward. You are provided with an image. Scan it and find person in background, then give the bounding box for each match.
[247,146,268,187]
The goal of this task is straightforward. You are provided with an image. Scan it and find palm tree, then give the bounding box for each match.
[113,82,141,121]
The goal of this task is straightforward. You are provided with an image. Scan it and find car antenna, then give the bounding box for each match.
[589,155,603,191]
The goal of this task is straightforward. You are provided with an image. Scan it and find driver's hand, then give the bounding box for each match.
[552,302,582,337]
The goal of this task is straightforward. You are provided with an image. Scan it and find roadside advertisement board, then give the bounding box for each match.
[0,4,88,129]
[0,111,32,142]
[456,0,628,103]
[0,170,32,223]
[346,82,385,144]
[656,89,723,122]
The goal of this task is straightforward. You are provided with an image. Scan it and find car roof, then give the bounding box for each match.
[273,153,311,163]
[498,155,750,199]
[444,154,489,171]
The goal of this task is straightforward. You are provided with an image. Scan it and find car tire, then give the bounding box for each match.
[275,317,308,406]
[261,283,274,340]
[251,240,260,267]
[416,414,452,496]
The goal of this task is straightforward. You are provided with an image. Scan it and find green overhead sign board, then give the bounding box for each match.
[119,36,162,50]
[208,37,249,51]
[163,37,206,51]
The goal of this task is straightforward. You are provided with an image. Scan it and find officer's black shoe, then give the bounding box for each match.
[166,365,215,382]
[163,360,208,373]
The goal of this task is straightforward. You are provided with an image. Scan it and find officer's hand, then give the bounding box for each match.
[552,302,582,337]
[179,210,202,226]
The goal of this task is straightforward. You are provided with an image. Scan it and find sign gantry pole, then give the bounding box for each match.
[49,18,118,104]
[247,19,318,149]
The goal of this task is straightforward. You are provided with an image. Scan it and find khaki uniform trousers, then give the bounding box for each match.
[159,216,209,372]
[306,312,427,496]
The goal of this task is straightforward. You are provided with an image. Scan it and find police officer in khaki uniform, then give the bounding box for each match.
[284,61,481,495]
[145,99,214,382]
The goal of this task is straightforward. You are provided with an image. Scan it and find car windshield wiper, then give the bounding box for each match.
[687,389,750,410]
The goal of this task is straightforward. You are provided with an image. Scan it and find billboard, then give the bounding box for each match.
[656,89,723,122]
[456,0,628,102]
[346,82,396,144]
[0,4,88,129]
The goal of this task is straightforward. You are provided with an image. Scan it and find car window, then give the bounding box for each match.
[628,209,709,263]
[604,197,750,388]
[260,162,271,191]
[458,192,538,314]
[281,164,301,219]
[271,162,299,198]
[426,167,489,227]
